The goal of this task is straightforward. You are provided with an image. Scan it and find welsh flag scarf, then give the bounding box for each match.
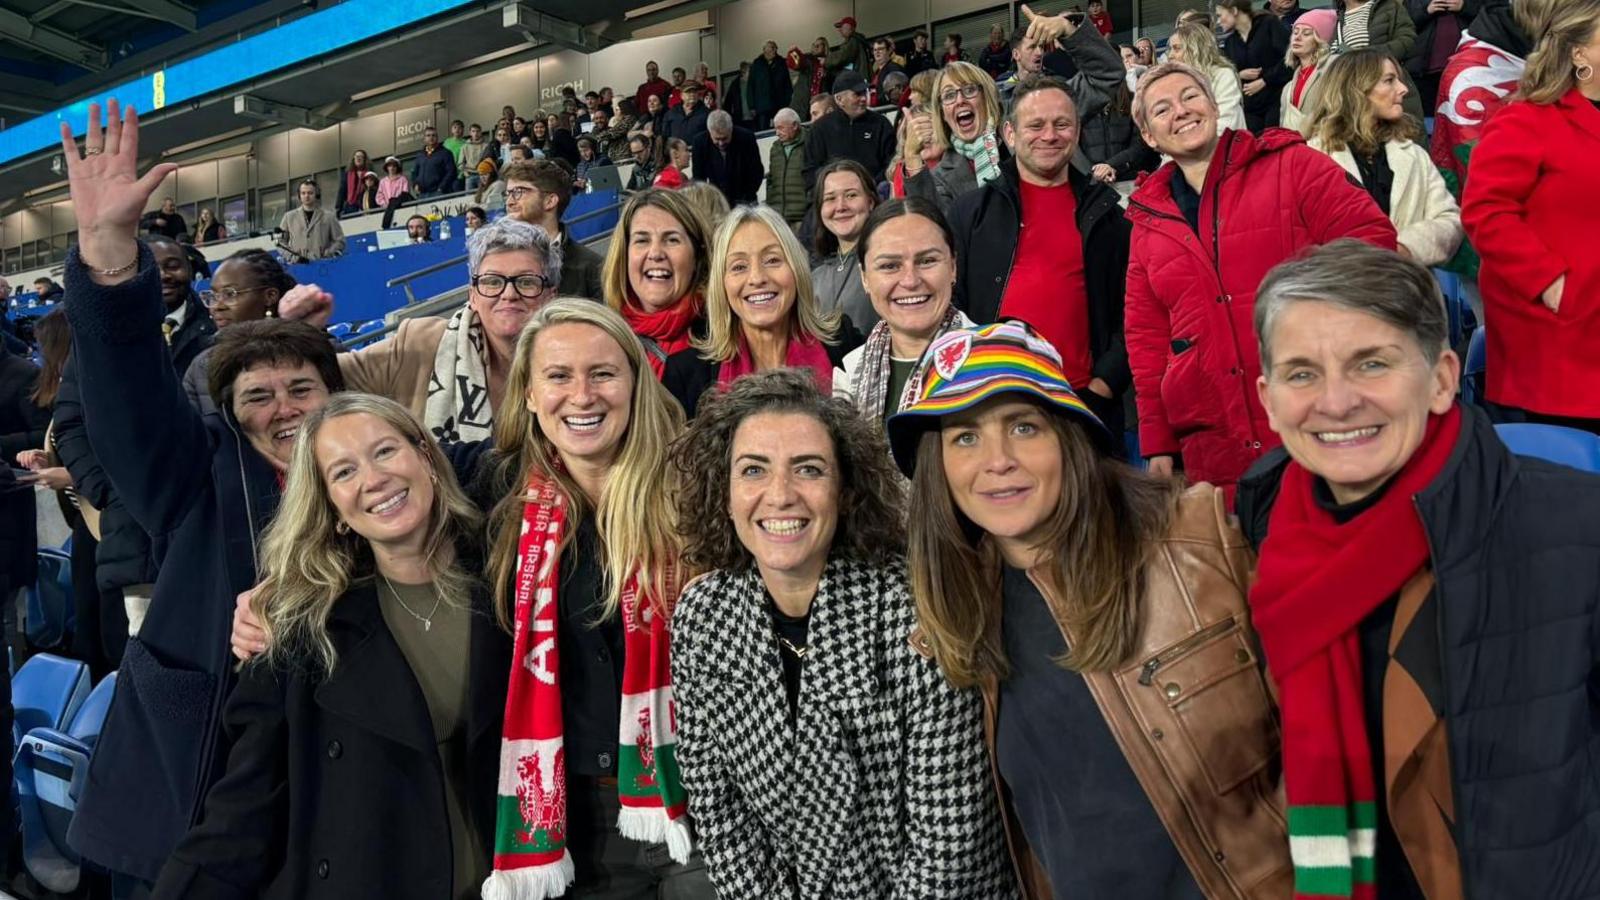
[482,475,692,899]
[1249,406,1460,899]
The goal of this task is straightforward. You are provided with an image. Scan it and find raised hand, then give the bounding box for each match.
[276,283,335,327]
[1021,3,1078,48]
[58,99,179,279]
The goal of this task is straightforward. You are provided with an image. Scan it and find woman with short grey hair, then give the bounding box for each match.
[1239,238,1600,898]
[282,216,563,441]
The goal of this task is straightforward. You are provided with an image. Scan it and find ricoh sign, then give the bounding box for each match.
[394,107,436,154]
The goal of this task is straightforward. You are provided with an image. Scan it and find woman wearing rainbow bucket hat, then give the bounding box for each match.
[886,320,1293,899]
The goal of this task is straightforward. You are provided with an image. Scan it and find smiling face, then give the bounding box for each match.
[941,78,986,140]
[232,360,332,471]
[207,258,278,327]
[1005,86,1079,184]
[469,248,550,345]
[862,213,955,351]
[939,398,1064,566]
[151,240,192,311]
[724,220,798,339]
[526,322,634,473]
[1259,302,1458,505]
[1137,72,1220,161]
[317,412,435,553]
[646,93,664,115]
[819,171,873,247]
[627,205,697,312]
[730,412,840,587]
[1368,58,1410,122]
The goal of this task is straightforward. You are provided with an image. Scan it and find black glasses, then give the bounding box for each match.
[939,83,984,105]
[200,285,269,308]
[472,273,552,299]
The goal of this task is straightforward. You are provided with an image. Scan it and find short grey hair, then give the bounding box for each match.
[1255,240,1448,371]
[883,71,909,93]
[707,110,734,134]
[467,216,563,288]
[773,107,801,127]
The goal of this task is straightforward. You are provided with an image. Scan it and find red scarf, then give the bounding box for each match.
[344,166,368,206]
[716,330,832,393]
[621,294,701,377]
[1250,406,1461,898]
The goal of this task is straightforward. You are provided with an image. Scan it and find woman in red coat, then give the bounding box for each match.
[1123,62,1396,498]
[1461,4,1600,433]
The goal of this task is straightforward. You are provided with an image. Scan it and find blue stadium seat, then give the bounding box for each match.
[26,547,73,650]
[1494,424,1600,474]
[12,654,90,750]
[355,318,386,335]
[326,321,354,340]
[15,672,118,893]
[1463,327,1486,405]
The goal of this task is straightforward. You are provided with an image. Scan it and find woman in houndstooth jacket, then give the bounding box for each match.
[668,369,1017,900]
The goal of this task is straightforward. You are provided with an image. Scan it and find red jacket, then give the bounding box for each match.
[1124,128,1396,492]
[1462,89,1600,418]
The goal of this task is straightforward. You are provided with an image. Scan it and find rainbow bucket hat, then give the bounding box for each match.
[887,320,1113,475]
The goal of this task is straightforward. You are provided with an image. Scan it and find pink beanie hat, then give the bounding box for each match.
[1296,9,1337,45]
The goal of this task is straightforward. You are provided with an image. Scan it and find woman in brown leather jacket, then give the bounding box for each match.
[887,320,1292,899]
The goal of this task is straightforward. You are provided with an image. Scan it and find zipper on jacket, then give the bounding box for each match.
[1136,618,1236,685]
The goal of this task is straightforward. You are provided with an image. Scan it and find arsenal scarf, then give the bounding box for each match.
[482,475,691,899]
[1249,406,1460,898]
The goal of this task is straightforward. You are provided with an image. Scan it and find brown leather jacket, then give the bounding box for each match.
[980,484,1293,899]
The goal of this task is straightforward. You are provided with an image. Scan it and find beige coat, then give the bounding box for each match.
[337,316,447,423]
[1207,64,1248,134]
[1313,137,1464,267]
[277,205,346,260]
[1279,61,1329,136]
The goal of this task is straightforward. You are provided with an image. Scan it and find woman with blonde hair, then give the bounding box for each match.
[1280,8,1336,134]
[157,392,508,899]
[1308,49,1464,266]
[902,60,1005,215]
[889,320,1291,899]
[601,188,715,376]
[1463,0,1600,433]
[471,298,713,897]
[677,180,731,234]
[889,70,948,198]
[1166,21,1248,130]
[663,204,845,417]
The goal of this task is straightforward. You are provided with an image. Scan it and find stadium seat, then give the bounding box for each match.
[1463,327,1486,406]
[26,547,74,650]
[11,654,90,750]
[326,321,354,340]
[15,672,118,893]
[1494,424,1600,474]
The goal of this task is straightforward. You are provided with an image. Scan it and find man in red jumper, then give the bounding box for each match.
[948,77,1134,443]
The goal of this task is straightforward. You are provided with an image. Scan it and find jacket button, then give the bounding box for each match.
[598,751,613,769]
[1214,850,1227,863]
[1163,682,1181,699]
[1151,728,1164,740]
[317,860,330,879]
[596,649,609,663]
[327,740,342,759]
[1235,649,1251,664]
[1251,441,1262,449]
[1214,295,1224,303]
[1228,367,1239,376]
[994,275,1002,283]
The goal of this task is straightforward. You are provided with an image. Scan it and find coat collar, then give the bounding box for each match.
[316,574,509,753]
[1558,86,1600,144]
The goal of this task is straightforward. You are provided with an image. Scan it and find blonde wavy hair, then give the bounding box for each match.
[484,298,687,627]
[1307,49,1422,156]
[600,188,714,314]
[1516,0,1600,104]
[1169,21,1234,75]
[1285,24,1333,69]
[253,393,483,675]
[692,205,841,363]
[930,61,1004,149]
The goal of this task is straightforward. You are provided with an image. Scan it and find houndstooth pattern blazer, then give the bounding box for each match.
[671,555,1018,900]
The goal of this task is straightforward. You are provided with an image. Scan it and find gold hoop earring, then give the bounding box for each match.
[1578,62,1595,83]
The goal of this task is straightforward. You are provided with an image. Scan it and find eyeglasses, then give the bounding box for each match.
[200,285,269,309]
[939,83,984,105]
[505,186,538,200]
[472,273,552,299]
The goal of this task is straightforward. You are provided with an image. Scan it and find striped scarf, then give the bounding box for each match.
[951,130,1004,187]
[849,307,973,422]
[483,475,691,899]
[1249,406,1461,898]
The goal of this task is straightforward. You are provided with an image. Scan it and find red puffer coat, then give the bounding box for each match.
[1124,127,1396,494]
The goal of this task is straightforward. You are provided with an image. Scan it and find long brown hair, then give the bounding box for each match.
[907,402,1179,687]
[1307,49,1422,156]
[31,308,69,408]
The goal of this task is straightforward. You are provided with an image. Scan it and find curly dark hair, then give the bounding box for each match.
[222,248,297,297]
[671,369,906,572]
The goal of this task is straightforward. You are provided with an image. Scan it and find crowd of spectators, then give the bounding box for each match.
[5,0,1600,898]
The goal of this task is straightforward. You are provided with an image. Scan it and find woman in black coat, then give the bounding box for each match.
[1218,0,1292,131]
[154,394,508,899]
